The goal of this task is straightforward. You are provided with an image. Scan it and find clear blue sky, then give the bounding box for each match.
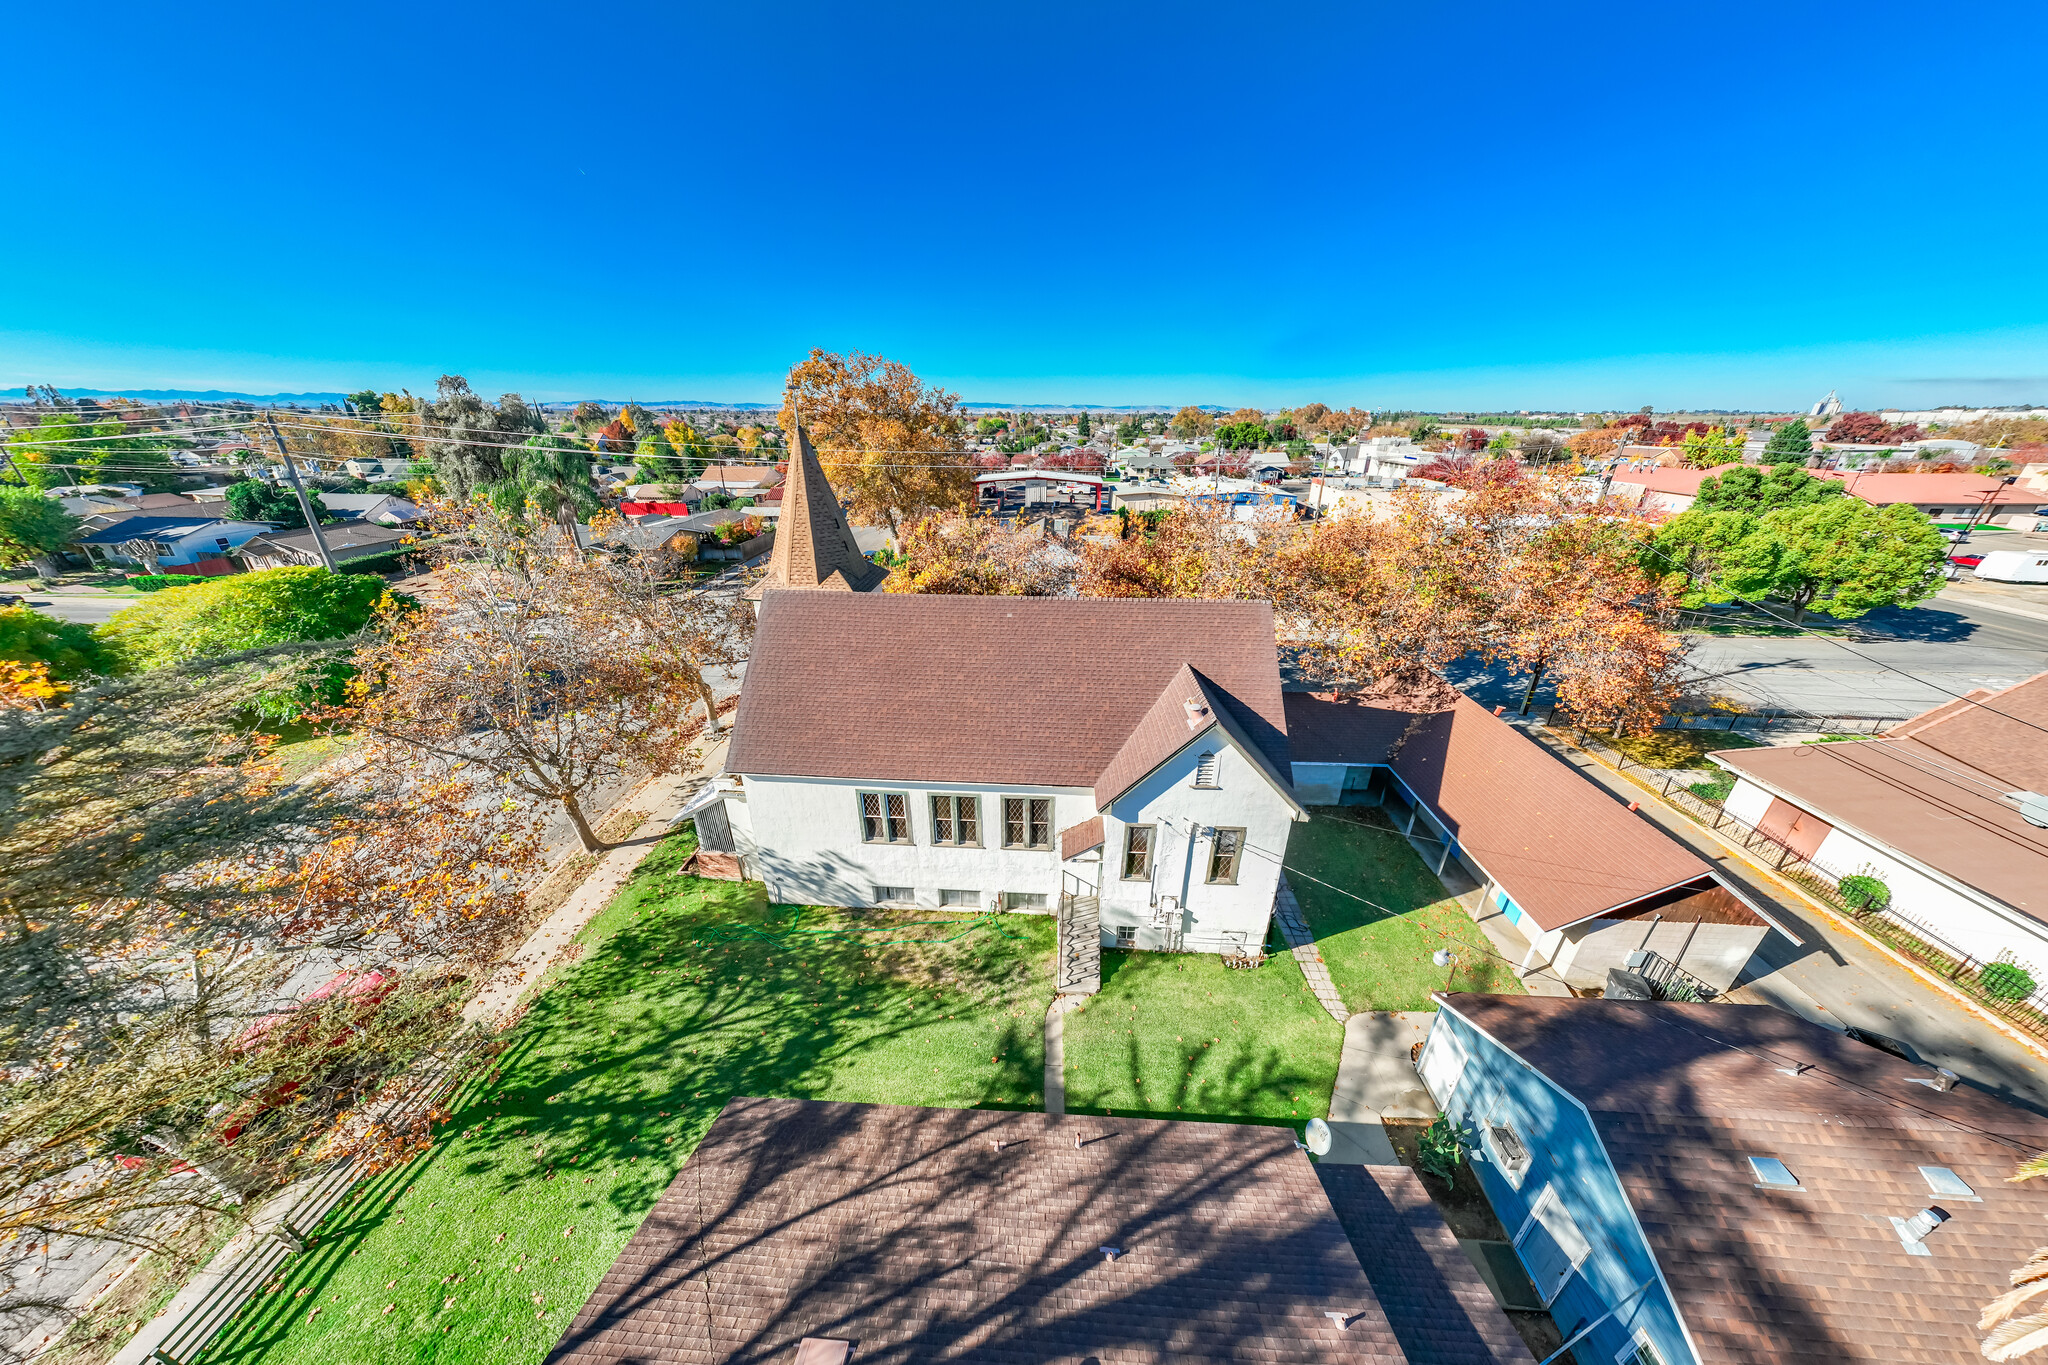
[6,0,2045,411]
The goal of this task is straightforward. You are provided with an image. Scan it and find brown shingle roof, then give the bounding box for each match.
[1711,733,2048,919]
[1389,697,1710,931]
[1444,995,2048,1365]
[745,426,886,598]
[726,595,1291,791]
[1282,693,1418,767]
[1059,814,1104,860]
[1886,670,2048,792]
[1093,664,1302,813]
[1317,1165,1535,1364]
[544,1098,1419,1364]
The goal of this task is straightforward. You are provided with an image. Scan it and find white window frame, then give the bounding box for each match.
[1615,1329,1665,1365]
[937,888,979,908]
[871,885,914,906]
[1115,924,1137,947]
[1514,1183,1592,1307]
[1417,1024,1467,1106]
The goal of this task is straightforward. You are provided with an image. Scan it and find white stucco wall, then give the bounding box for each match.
[1096,739,1296,953]
[1725,778,2048,976]
[732,732,1297,954]
[1721,777,1775,829]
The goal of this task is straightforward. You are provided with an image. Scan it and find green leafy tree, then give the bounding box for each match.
[0,605,116,678]
[0,485,82,574]
[98,567,394,673]
[1678,425,1746,469]
[1764,418,1812,458]
[420,375,546,500]
[493,434,600,530]
[1077,411,1091,439]
[1643,510,1787,607]
[4,414,188,491]
[1693,462,1845,515]
[1215,420,1270,450]
[1762,498,1946,622]
[222,478,332,529]
[974,416,1009,435]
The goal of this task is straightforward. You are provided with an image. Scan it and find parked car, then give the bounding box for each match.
[1947,552,1985,569]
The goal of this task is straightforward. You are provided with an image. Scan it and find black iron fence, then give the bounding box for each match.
[1562,726,2048,1041]
[1544,703,1894,737]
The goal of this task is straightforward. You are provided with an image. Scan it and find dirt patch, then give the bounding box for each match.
[1381,1118,1510,1240]
[521,808,653,919]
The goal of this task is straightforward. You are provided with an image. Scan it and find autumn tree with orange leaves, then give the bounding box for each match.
[779,349,973,534]
[346,499,743,851]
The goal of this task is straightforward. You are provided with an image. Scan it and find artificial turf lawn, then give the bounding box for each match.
[1059,945,1342,1124]
[1283,807,1525,1011]
[196,831,1054,1365]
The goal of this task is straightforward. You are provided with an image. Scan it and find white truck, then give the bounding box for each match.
[1976,549,2048,584]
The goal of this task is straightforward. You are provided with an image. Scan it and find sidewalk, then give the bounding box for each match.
[1321,1012,1438,1166]
[1528,727,2048,1115]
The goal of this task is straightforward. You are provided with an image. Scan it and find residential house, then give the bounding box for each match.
[239,521,413,570]
[1605,464,1736,516]
[70,516,273,575]
[312,492,423,526]
[741,427,885,597]
[668,507,774,563]
[715,593,1305,957]
[1332,436,1425,479]
[1419,993,2048,1365]
[546,1096,1534,1365]
[695,463,783,496]
[1709,672,2048,979]
[1285,692,1794,991]
[341,457,413,481]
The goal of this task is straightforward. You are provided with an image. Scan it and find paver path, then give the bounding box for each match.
[1272,875,1351,1023]
[1042,995,1084,1116]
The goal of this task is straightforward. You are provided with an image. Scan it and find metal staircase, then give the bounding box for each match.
[1056,893,1101,996]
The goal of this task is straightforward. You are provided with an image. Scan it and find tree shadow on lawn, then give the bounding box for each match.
[1063,949,1338,1126]
[196,841,1053,1364]
[1285,807,1520,1004]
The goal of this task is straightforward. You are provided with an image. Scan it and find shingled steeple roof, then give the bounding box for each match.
[745,424,887,598]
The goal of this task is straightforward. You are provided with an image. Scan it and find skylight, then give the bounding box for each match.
[1748,1157,1800,1188]
[1919,1166,1977,1199]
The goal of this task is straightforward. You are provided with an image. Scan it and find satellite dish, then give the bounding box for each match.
[1432,949,1453,968]
[1303,1118,1332,1156]
[2011,792,2048,829]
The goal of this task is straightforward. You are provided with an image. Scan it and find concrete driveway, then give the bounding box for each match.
[14,589,140,626]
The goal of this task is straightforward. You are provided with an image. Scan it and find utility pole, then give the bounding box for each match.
[264,412,339,572]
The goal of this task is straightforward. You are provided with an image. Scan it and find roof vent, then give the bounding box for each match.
[1183,697,1211,730]
[1892,1206,1950,1255]
[2009,792,2048,828]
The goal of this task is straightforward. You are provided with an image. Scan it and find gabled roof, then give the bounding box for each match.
[1886,670,2048,792]
[744,426,886,598]
[727,594,1290,791]
[545,1097,1481,1365]
[243,522,411,559]
[1441,994,2048,1365]
[1094,663,1303,815]
[72,516,239,545]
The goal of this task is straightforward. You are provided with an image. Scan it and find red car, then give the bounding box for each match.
[1949,553,1985,569]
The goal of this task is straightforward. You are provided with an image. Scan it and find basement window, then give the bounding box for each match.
[938,889,979,909]
[871,886,913,906]
[1920,1166,1979,1200]
[1748,1156,1801,1189]
[1115,924,1137,948]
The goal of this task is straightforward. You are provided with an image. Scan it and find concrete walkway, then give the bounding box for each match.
[1043,996,1084,1116]
[1272,876,1352,1023]
[1445,861,1573,998]
[1319,1012,1438,1167]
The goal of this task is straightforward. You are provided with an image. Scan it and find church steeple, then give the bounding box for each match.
[746,423,888,600]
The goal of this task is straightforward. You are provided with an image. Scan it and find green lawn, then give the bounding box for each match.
[196,832,1054,1365]
[1061,946,1342,1124]
[1603,728,1763,770]
[1283,808,1524,1010]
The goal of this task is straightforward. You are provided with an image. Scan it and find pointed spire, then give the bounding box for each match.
[748,424,887,599]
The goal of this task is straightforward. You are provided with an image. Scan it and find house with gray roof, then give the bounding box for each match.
[70,515,273,574]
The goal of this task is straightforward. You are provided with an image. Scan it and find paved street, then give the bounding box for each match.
[1521,727,2048,1116]
[15,588,140,626]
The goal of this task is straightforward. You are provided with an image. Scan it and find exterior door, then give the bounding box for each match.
[1418,1025,1467,1106]
[1515,1184,1592,1306]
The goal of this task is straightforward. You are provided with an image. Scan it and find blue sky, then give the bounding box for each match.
[5,0,2045,411]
